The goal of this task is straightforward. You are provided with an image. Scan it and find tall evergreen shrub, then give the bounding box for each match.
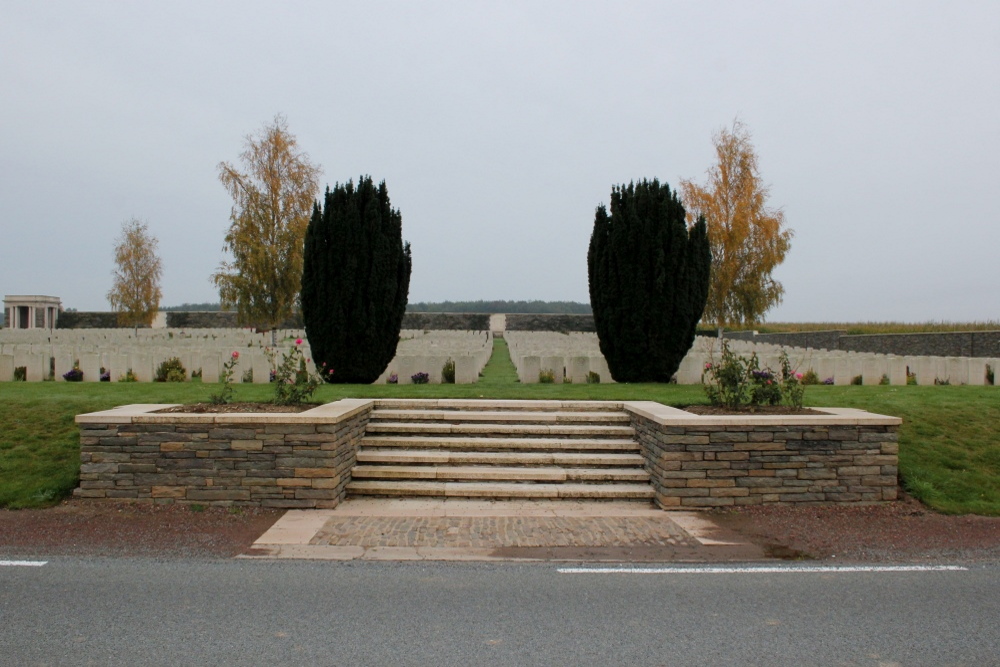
[587,179,711,382]
[301,177,412,383]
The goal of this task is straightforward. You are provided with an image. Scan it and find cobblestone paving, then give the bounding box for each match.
[310,516,700,549]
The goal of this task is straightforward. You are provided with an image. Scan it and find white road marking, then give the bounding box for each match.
[0,560,47,567]
[558,565,969,574]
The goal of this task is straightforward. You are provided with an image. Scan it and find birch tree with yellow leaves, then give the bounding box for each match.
[681,120,792,333]
[107,217,163,329]
[213,115,321,333]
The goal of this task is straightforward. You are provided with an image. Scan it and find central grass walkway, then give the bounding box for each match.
[477,338,520,385]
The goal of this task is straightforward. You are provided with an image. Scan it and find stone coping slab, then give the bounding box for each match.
[77,398,900,427]
[621,401,902,427]
[75,398,375,425]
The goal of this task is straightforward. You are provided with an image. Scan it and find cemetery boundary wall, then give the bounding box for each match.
[624,402,900,509]
[724,329,1000,358]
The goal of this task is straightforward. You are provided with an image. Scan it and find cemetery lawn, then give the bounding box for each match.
[1,382,997,515]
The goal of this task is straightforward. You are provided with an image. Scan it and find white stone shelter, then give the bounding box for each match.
[3,295,61,330]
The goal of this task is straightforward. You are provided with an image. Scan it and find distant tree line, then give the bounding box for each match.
[407,300,592,314]
[161,303,226,312]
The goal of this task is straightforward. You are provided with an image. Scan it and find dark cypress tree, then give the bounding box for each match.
[301,176,412,383]
[587,179,711,382]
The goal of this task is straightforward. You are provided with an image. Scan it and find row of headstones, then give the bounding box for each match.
[0,331,495,384]
[505,333,998,386]
[506,332,610,383]
[691,338,998,386]
[377,331,495,384]
[0,345,304,383]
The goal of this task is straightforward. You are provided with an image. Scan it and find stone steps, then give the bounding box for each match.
[359,436,641,452]
[347,480,656,499]
[366,422,635,437]
[347,401,653,502]
[371,409,631,424]
[357,449,646,466]
[351,465,650,483]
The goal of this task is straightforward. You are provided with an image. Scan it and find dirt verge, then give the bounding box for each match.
[710,493,1000,563]
[0,500,282,559]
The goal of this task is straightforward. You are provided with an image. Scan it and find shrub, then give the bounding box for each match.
[800,369,819,385]
[13,366,26,381]
[191,368,202,380]
[62,364,84,382]
[703,341,805,409]
[411,372,429,384]
[210,351,240,405]
[118,369,138,382]
[934,377,951,386]
[100,368,111,382]
[588,178,711,382]
[441,359,456,384]
[879,374,891,385]
[301,176,412,384]
[906,371,917,385]
[586,371,601,384]
[823,377,835,385]
[265,339,331,406]
[241,368,253,383]
[851,375,863,385]
[539,369,555,383]
[155,357,187,382]
[986,364,994,386]
[387,373,398,384]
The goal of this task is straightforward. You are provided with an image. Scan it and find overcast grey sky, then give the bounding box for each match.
[2,0,997,322]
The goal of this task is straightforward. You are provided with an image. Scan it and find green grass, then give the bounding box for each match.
[2,368,998,514]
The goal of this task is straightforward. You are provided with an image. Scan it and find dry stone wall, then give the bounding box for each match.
[624,403,900,509]
[75,400,373,508]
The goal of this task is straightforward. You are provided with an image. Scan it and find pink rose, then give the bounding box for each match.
[795,372,803,380]
[232,351,239,359]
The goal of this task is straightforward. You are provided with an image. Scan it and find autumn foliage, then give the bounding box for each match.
[213,115,321,331]
[681,120,792,329]
[107,217,163,328]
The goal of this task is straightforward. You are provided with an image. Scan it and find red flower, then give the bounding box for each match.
[295,338,303,345]
[231,351,239,359]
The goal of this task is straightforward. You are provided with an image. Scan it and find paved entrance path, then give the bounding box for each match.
[245,499,767,562]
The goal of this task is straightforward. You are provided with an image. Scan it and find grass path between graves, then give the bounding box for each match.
[1,373,998,513]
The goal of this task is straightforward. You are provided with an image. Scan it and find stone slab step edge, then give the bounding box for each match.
[366,423,635,437]
[345,480,656,499]
[368,409,631,424]
[374,399,626,413]
[357,449,646,466]
[351,465,651,483]
[360,436,641,451]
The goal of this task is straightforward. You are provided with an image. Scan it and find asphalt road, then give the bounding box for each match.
[2,558,999,666]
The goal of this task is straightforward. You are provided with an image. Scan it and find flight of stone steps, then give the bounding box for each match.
[346,399,655,501]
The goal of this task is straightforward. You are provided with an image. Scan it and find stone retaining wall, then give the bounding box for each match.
[74,400,373,508]
[725,329,1000,358]
[624,403,900,509]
